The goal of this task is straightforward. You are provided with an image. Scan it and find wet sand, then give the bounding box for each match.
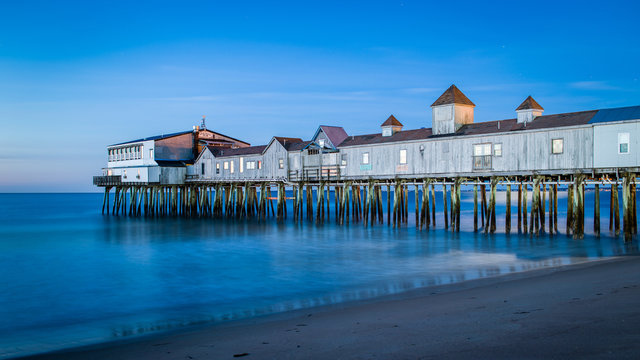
[21,256,640,360]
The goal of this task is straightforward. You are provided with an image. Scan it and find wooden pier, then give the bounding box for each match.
[97,172,639,241]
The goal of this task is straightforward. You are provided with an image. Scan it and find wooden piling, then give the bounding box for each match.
[522,181,528,234]
[473,183,478,231]
[443,183,448,229]
[505,183,511,234]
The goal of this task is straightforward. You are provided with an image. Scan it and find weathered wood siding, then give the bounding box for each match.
[593,121,640,168]
[338,125,594,178]
[262,141,288,179]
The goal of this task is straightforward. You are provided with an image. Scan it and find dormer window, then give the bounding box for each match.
[318,139,325,147]
[381,115,403,137]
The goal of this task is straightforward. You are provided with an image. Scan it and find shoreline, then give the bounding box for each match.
[16,255,640,359]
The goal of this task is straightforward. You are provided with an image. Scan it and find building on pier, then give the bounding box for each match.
[96,85,640,186]
[94,125,250,186]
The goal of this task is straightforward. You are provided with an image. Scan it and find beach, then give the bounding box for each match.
[21,256,640,360]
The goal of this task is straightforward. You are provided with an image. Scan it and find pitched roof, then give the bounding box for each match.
[272,136,305,151]
[286,140,312,151]
[381,115,403,127]
[338,128,433,147]
[209,145,267,158]
[431,84,475,107]
[588,105,640,124]
[319,125,348,147]
[338,109,604,147]
[516,96,544,111]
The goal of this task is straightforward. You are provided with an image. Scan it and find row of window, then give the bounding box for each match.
[108,146,153,162]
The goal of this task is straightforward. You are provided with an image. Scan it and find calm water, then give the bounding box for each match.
[0,191,638,358]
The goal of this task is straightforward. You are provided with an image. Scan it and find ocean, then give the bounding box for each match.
[0,191,637,358]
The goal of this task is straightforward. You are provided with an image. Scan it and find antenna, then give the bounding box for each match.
[201,115,207,130]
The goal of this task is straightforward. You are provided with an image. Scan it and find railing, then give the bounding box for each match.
[93,175,121,186]
[289,165,340,182]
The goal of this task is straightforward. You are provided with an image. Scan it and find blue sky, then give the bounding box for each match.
[1,0,639,192]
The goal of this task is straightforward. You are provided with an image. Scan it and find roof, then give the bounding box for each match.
[111,130,192,146]
[338,109,605,147]
[589,105,640,124]
[431,85,475,107]
[274,136,304,150]
[381,115,403,127]
[287,140,312,151]
[110,129,250,147]
[209,145,267,158]
[516,96,544,111]
[318,125,348,147]
[338,128,433,147]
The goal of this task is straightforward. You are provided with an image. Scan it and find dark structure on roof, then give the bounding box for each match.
[516,96,544,111]
[431,85,476,107]
[381,115,403,127]
[209,145,267,158]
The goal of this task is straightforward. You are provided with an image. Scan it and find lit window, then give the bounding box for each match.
[494,143,502,157]
[216,163,220,174]
[240,157,244,173]
[137,169,140,179]
[552,138,563,154]
[149,149,154,159]
[230,161,234,173]
[258,161,262,169]
[279,159,284,169]
[473,143,492,170]
[224,161,229,170]
[618,133,630,154]
[362,152,369,164]
[246,161,255,170]
[318,139,325,147]
[399,149,407,164]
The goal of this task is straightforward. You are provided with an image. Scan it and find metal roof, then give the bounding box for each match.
[588,105,640,124]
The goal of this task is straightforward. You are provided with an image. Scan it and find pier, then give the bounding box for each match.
[95,173,638,241]
[94,85,640,241]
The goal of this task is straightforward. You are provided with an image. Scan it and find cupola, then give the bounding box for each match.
[516,96,544,124]
[381,115,403,137]
[431,84,475,135]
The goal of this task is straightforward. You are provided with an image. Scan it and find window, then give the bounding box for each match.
[123,169,127,179]
[399,149,407,164]
[362,152,369,164]
[382,128,392,137]
[240,157,244,173]
[216,163,220,174]
[149,149,154,159]
[494,143,502,157]
[618,133,630,154]
[247,161,255,170]
[318,139,325,147]
[473,143,492,170]
[201,163,205,175]
[278,159,284,169]
[230,161,234,173]
[258,160,262,169]
[224,161,229,170]
[137,169,141,179]
[341,154,347,166]
[552,138,563,154]
[308,148,319,155]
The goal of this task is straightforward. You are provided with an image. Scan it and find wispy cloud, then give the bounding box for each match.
[569,81,620,91]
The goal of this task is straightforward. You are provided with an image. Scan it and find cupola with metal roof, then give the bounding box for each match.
[381,115,403,137]
[516,95,544,124]
[430,84,475,135]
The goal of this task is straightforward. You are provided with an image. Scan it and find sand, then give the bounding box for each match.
[20,256,640,360]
